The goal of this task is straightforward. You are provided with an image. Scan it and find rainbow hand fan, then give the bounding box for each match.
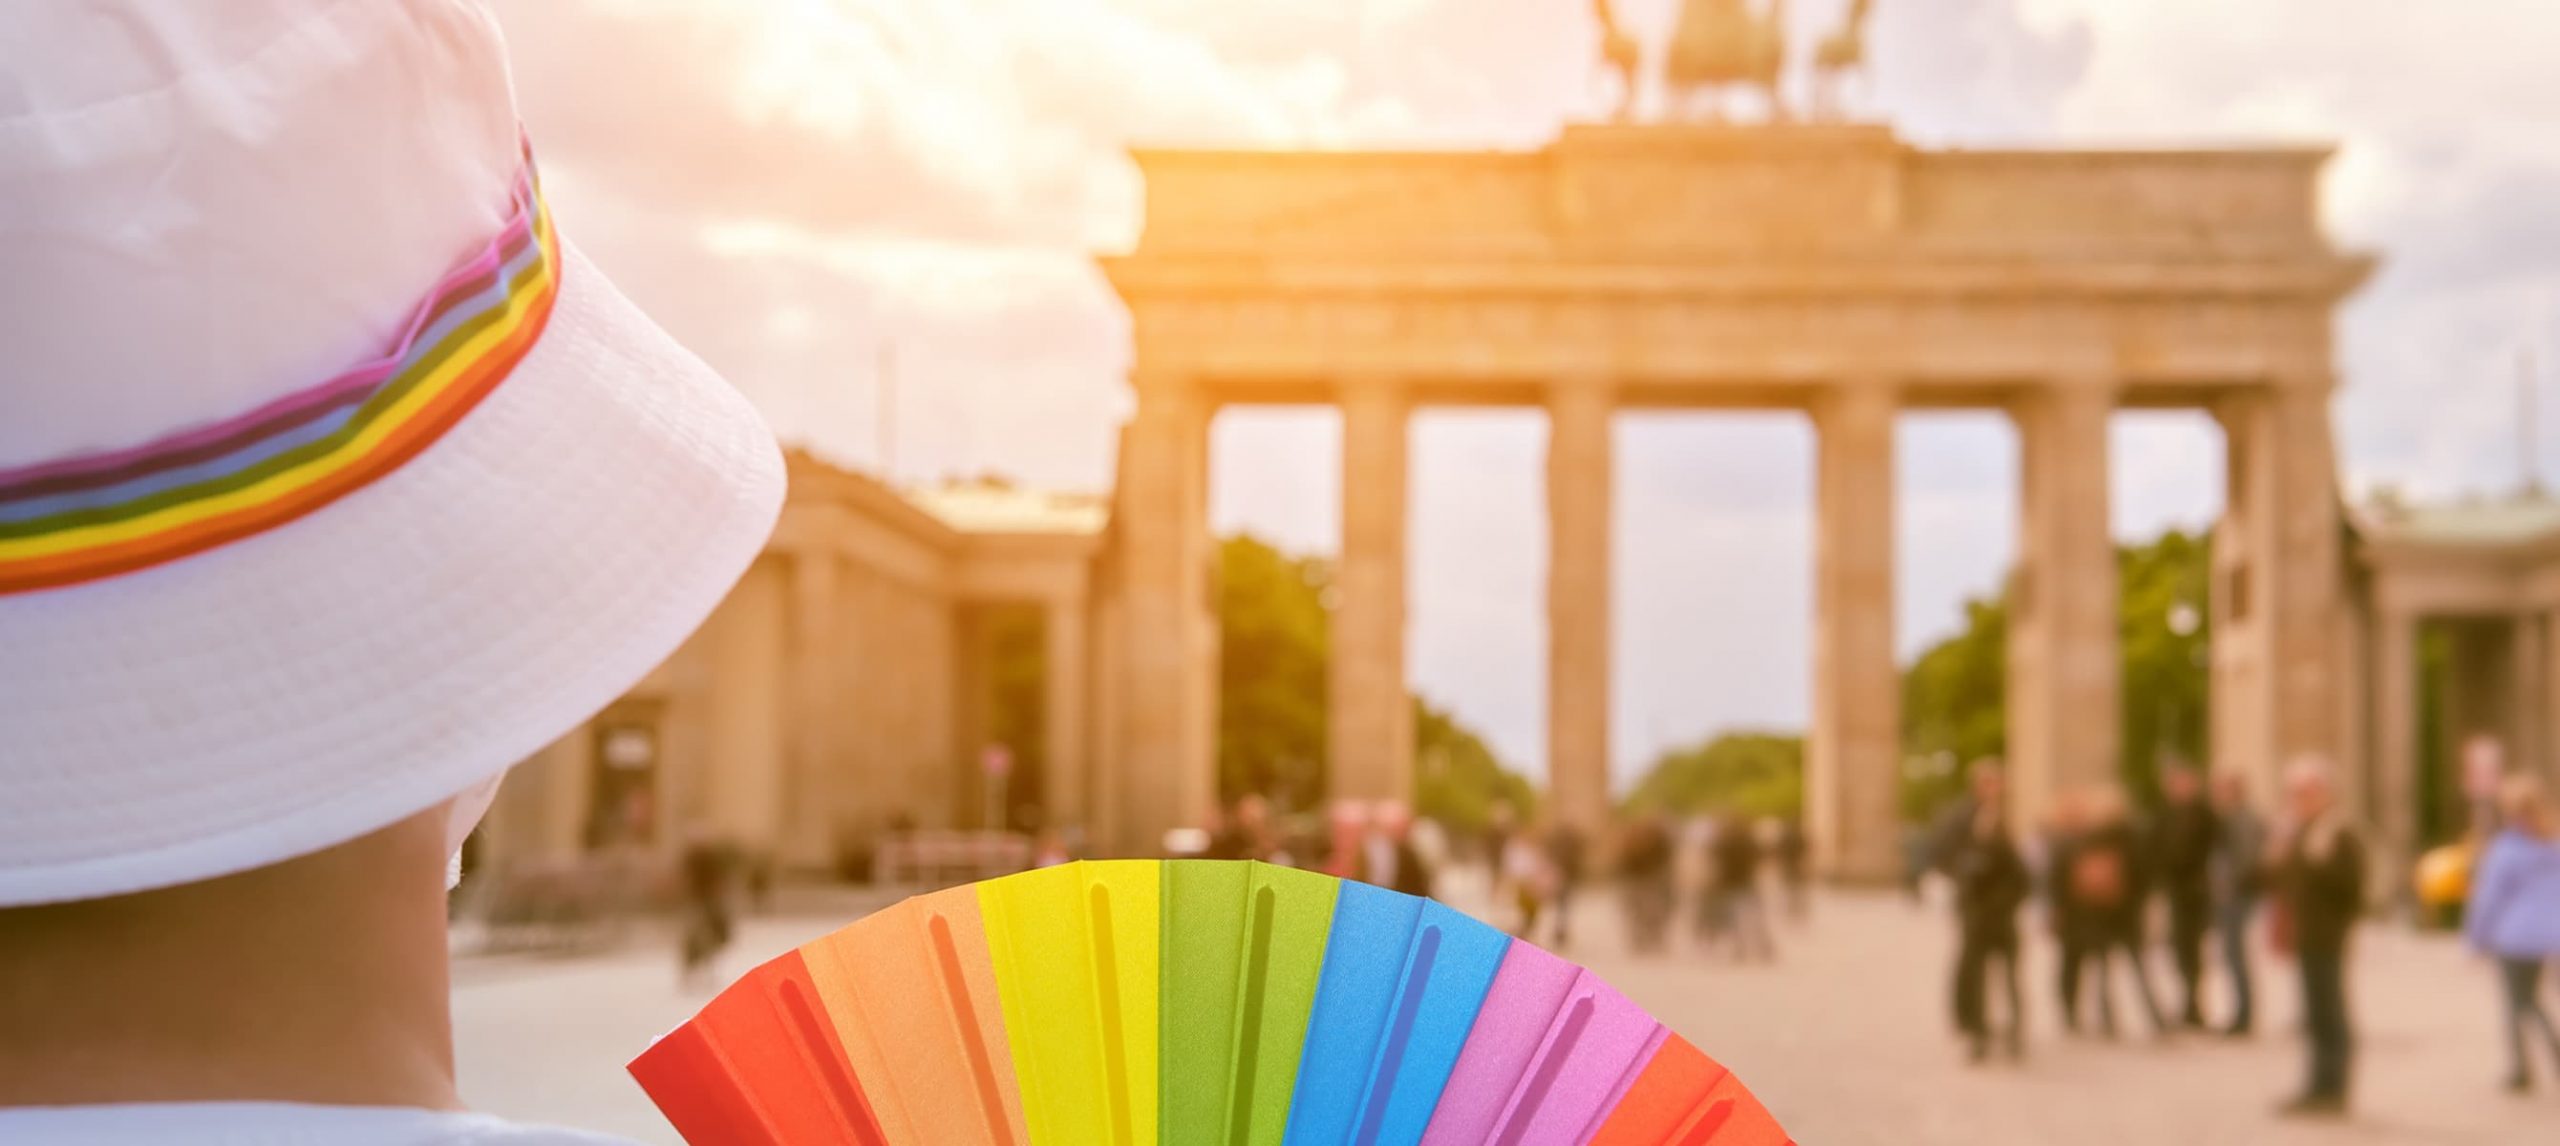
[628,860,1791,1146]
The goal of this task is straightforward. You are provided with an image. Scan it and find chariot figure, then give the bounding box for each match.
[1664,0,1789,122]
[1811,0,1877,120]
[1592,0,1643,122]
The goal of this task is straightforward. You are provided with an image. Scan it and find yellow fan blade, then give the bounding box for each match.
[979,860,1161,1146]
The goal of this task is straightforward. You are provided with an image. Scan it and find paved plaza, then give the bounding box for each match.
[454,884,2550,1144]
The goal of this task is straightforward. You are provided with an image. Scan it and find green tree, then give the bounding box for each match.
[1893,527,2216,819]
[983,603,1047,830]
[1213,534,1535,824]
[1622,732,1804,819]
[1900,595,2007,819]
[1216,534,1333,809]
[1414,696,1538,833]
[2117,529,2212,803]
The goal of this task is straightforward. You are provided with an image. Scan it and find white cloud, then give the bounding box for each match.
[490,0,2560,783]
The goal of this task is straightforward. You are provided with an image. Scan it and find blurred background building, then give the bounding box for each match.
[470,121,2556,892]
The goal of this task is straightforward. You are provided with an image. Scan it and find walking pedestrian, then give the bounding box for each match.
[1687,814,1729,949]
[2463,776,2560,1094]
[2273,756,2366,1118]
[2043,789,2096,1034]
[1710,811,1776,962]
[1773,817,1812,922]
[2155,763,2221,1029]
[1502,823,1558,940]
[1948,779,2031,1063]
[2210,770,2269,1036]
[677,828,739,992]
[1485,799,1518,887]
[2074,786,2171,1039]
[1357,800,1435,899]
[1208,794,1279,862]
[1619,814,1678,954]
[1548,820,1589,951]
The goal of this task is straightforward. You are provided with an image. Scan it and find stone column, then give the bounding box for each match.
[2008,382,2118,827]
[1115,377,1217,854]
[2212,383,2345,798]
[1547,379,1614,836]
[2373,604,2419,884]
[951,605,994,827]
[1044,594,1090,833]
[1333,376,1414,804]
[830,559,869,840]
[786,554,840,865]
[705,558,789,845]
[1810,381,1901,881]
[2512,613,2546,783]
[1087,583,1126,852]
[2543,610,2560,789]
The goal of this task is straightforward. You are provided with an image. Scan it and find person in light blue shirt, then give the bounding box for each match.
[2464,776,2560,1094]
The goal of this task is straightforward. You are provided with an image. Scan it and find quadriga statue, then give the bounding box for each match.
[1664,0,1789,122]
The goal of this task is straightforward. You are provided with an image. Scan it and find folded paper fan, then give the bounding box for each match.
[629,860,1791,1146]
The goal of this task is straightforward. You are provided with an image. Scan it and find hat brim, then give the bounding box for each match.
[0,241,785,906]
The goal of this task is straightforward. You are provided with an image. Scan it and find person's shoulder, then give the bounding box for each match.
[0,1105,646,1146]
[440,1119,645,1145]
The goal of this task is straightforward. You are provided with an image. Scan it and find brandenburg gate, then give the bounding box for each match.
[1099,124,2370,878]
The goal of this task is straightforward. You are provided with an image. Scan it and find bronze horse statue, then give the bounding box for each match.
[1592,0,1643,122]
[1664,0,1789,122]
[1811,0,1877,120]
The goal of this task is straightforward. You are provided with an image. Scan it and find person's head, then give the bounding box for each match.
[2162,762,2203,804]
[1330,799,1370,842]
[2497,775,2550,837]
[1372,800,1413,840]
[1235,793,1270,832]
[1968,758,2007,806]
[0,0,783,1105]
[2283,755,2339,822]
[2210,771,2251,812]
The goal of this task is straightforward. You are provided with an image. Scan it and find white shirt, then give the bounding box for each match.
[0,1104,643,1145]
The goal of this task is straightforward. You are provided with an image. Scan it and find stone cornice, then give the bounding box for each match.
[1120,124,2360,279]
[1102,252,2374,303]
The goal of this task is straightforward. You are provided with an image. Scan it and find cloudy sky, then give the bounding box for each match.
[493,0,2560,790]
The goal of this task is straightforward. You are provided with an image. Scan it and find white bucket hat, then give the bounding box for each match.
[0,1,786,905]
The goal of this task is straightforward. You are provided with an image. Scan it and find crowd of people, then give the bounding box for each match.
[1607,811,1805,961]
[1928,755,2560,1116]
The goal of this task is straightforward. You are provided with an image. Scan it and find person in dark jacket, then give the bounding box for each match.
[1547,821,1588,951]
[1709,812,1775,962]
[1948,775,2031,1062]
[1355,800,1435,899]
[1773,817,1811,922]
[2074,786,2170,1039]
[1209,793,1280,863]
[2154,763,2221,1028]
[677,827,739,991]
[1618,814,1678,954]
[2210,771,2270,1036]
[2273,757,2366,1118]
[2042,789,2094,1032]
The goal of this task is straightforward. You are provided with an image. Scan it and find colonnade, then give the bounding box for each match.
[1112,373,2346,880]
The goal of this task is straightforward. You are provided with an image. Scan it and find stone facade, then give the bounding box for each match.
[485,124,2422,881]
[477,452,1105,876]
[2349,496,2560,883]
[1103,123,2371,878]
